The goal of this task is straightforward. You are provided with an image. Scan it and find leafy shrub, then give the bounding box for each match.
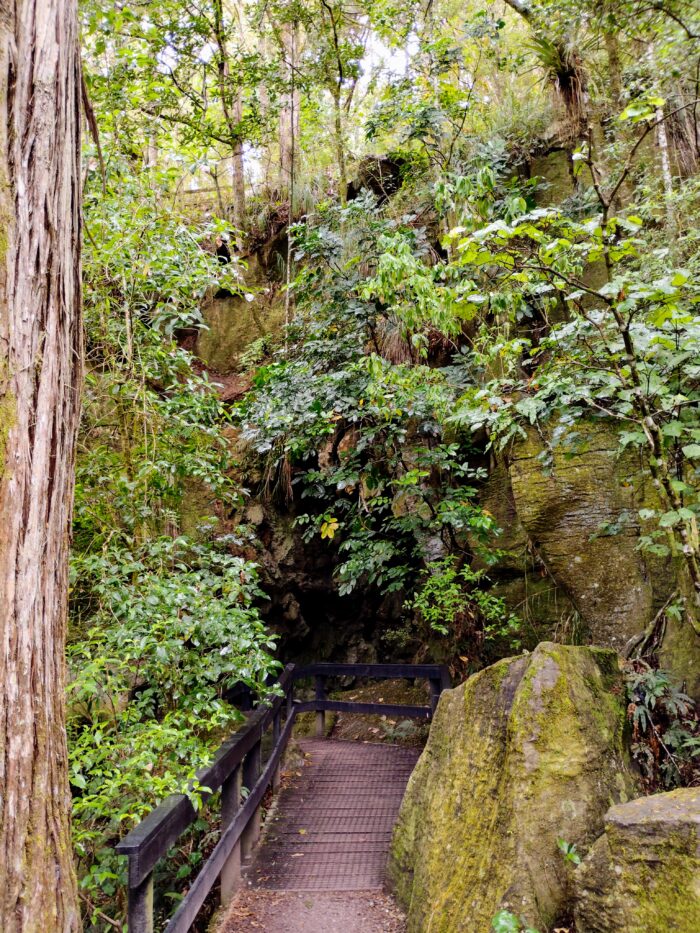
[239,198,501,610]
[402,557,521,672]
[68,536,278,928]
[624,659,700,789]
[70,166,278,929]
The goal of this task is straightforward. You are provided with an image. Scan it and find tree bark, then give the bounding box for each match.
[0,1,82,930]
[213,0,246,247]
[332,86,348,205]
[278,21,299,197]
[231,87,246,244]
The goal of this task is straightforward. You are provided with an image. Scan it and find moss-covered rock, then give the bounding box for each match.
[196,253,285,373]
[574,787,700,932]
[504,421,700,696]
[508,422,665,650]
[389,642,638,932]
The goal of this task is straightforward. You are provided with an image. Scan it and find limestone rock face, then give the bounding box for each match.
[503,421,700,697]
[507,423,662,650]
[389,642,638,932]
[574,788,700,933]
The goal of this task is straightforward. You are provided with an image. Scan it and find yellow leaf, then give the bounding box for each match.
[320,518,339,540]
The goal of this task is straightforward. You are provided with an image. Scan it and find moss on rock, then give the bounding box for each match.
[508,422,668,650]
[389,642,638,932]
[505,421,700,697]
[574,787,700,932]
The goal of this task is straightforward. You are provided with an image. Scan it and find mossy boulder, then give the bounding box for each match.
[389,642,638,932]
[574,787,700,932]
[196,253,285,373]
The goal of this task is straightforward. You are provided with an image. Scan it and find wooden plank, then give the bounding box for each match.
[294,699,432,719]
[164,712,297,933]
[295,663,446,680]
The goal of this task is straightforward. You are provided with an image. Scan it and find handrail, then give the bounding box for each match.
[115,661,450,932]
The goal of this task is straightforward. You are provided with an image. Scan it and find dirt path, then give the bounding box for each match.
[219,890,406,932]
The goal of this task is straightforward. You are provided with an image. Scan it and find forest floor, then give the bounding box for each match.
[219,889,406,932]
[328,679,432,746]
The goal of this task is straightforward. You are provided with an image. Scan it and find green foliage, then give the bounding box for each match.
[556,837,582,865]
[70,162,279,928]
[69,536,278,926]
[624,660,700,789]
[444,195,700,616]
[76,165,239,553]
[491,909,539,933]
[410,558,521,651]
[239,198,500,604]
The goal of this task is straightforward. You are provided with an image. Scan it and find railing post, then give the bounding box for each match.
[429,677,441,716]
[315,674,326,737]
[127,870,154,933]
[241,740,262,860]
[440,665,452,692]
[220,763,243,906]
[272,709,282,791]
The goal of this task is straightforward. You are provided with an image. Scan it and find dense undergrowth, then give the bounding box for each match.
[73,0,700,927]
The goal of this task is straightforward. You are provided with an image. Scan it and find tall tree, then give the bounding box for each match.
[0,1,82,929]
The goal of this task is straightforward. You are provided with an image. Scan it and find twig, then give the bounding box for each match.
[77,892,121,930]
[81,69,106,194]
[622,590,678,658]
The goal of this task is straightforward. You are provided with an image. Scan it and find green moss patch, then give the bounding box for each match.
[389,643,638,932]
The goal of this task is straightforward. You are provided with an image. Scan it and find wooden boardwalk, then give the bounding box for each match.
[247,739,420,892]
[116,664,449,932]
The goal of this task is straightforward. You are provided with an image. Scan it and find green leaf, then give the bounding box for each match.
[682,444,700,460]
[491,911,522,933]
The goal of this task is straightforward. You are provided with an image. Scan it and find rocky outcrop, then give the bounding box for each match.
[507,422,664,650]
[196,251,286,373]
[389,642,638,932]
[574,788,700,932]
[476,419,700,695]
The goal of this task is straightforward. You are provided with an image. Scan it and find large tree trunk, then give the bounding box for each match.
[0,2,82,930]
[231,88,247,247]
[214,0,246,248]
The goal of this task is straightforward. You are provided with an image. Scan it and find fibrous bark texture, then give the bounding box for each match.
[0,1,82,929]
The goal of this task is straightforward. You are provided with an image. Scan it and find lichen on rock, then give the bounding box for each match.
[574,787,700,933]
[389,642,638,932]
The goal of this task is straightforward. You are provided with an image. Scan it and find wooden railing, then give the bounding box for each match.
[115,662,451,932]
